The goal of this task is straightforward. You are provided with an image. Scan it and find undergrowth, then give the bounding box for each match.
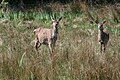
[0,4,120,80]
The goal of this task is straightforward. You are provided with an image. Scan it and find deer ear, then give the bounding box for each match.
[51,16,54,22]
[102,20,106,24]
[95,20,99,24]
[58,17,62,22]
[95,16,99,24]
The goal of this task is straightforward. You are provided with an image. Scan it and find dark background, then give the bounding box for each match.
[1,0,120,7]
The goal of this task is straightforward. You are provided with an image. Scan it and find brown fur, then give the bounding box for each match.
[97,21,109,53]
[33,17,62,53]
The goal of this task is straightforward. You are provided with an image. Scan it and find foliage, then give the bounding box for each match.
[0,1,120,80]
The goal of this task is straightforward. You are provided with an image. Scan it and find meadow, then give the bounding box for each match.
[0,3,120,80]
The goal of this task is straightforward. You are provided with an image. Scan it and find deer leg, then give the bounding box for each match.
[51,41,55,52]
[35,41,40,51]
[34,37,39,51]
[48,43,53,53]
[100,43,103,53]
[48,43,53,59]
[52,44,55,52]
[52,38,57,52]
[103,44,106,53]
[38,42,41,48]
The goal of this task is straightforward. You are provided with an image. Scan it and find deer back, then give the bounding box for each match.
[34,28,54,43]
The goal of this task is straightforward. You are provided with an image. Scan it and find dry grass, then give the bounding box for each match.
[0,5,120,80]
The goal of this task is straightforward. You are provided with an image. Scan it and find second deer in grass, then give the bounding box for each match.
[96,20,109,53]
[33,17,62,53]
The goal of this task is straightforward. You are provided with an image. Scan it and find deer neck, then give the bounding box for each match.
[52,26,58,37]
[98,30,104,38]
[99,29,104,34]
[54,26,58,33]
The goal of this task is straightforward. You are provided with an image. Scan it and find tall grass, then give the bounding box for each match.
[0,4,120,80]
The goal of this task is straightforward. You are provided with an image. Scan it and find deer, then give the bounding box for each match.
[96,20,109,53]
[33,17,62,53]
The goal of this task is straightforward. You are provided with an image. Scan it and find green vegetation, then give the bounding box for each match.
[0,2,120,80]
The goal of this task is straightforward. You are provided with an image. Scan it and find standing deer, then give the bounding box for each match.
[33,17,62,53]
[96,20,109,53]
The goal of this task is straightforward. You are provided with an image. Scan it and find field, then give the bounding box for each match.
[0,4,120,80]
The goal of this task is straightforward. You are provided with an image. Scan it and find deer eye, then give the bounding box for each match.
[56,22,58,24]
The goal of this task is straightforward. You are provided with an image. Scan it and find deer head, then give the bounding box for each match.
[96,20,106,31]
[51,17,62,28]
